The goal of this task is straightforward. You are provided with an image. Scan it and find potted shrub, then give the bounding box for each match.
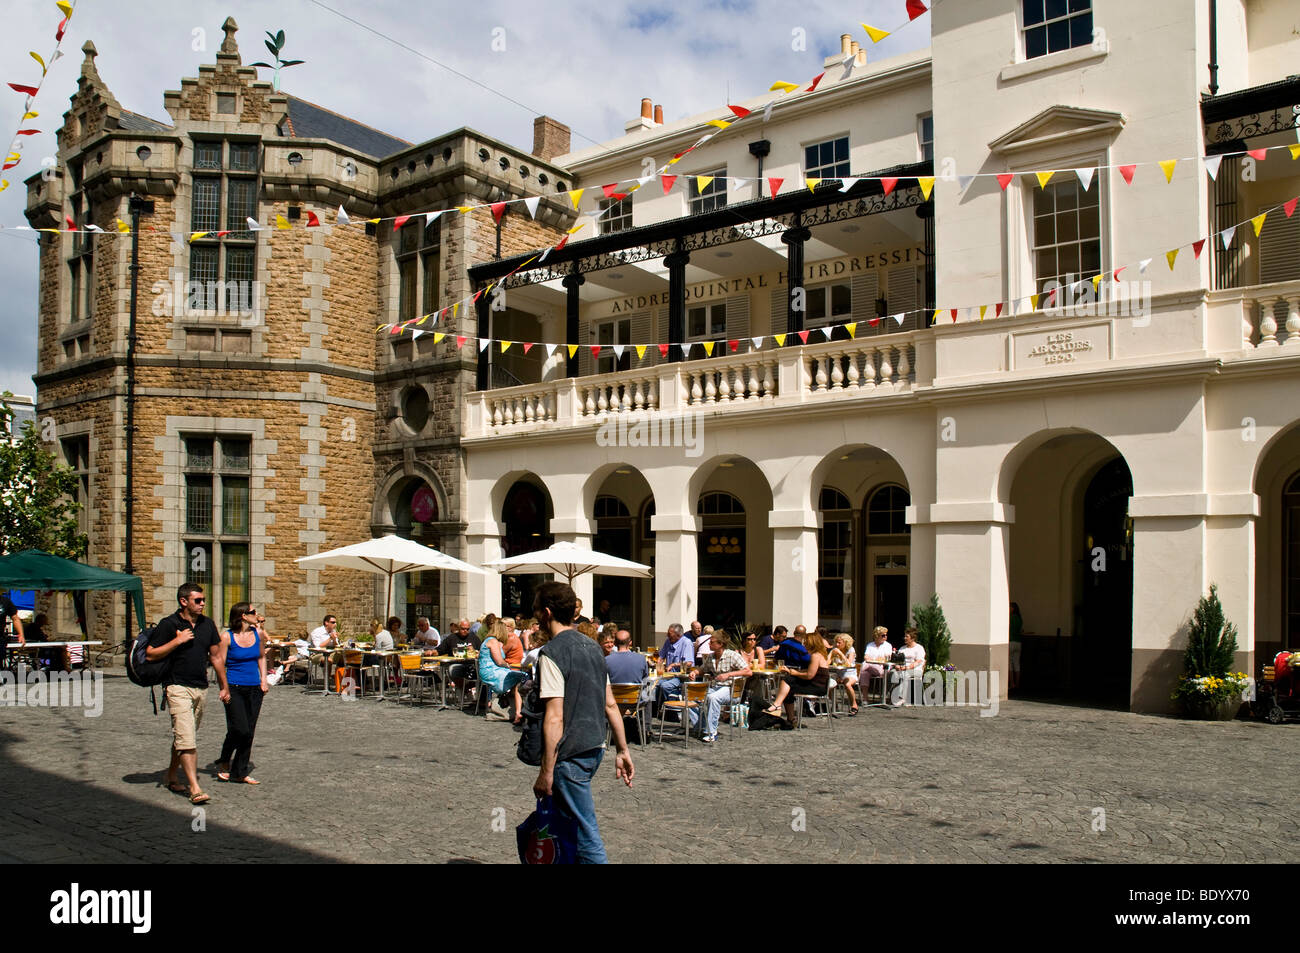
[1172,584,1245,720]
[912,594,952,702]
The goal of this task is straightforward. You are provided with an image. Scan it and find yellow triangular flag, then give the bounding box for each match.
[56,1,73,16]
[932,309,943,326]
[416,314,429,325]
[1159,159,1177,183]
[0,180,7,193]
[1251,212,1267,236]
[567,221,586,235]
[567,344,579,358]
[979,305,987,321]
[457,206,474,214]
[702,341,715,356]
[116,218,130,233]
[500,341,512,352]
[22,111,38,120]
[1166,248,1179,269]
[1092,274,1103,292]
[433,332,445,343]
[769,81,799,93]
[861,23,890,43]
[695,176,714,193]
[275,214,291,229]
[1290,143,1300,161]
[31,52,47,74]
[774,333,786,346]
[452,303,460,319]
[568,189,585,210]
[845,323,857,339]
[367,218,380,224]
[805,177,821,192]
[635,345,647,360]
[1035,171,1054,189]
[1030,294,1040,311]
[705,119,731,130]
[188,232,208,242]
[917,176,935,200]
[668,155,683,165]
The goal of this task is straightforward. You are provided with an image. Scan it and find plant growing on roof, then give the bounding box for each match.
[250,30,304,92]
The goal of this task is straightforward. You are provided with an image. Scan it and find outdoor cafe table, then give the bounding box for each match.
[421,654,479,710]
[3,641,104,671]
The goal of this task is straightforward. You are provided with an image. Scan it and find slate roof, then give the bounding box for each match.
[280,96,409,159]
[119,109,174,133]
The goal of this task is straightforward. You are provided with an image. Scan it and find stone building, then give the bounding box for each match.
[24,18,574,640]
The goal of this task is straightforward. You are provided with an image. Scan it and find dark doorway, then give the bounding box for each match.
[1077,457,1133,706]
[502,481,552,619]
[873,573,908,646]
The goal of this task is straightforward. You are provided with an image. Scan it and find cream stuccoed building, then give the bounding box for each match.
[455,0,1300,712]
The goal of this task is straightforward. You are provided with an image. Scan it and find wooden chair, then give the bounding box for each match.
[720,676,748,739]
[610,683,649,748]
[397,653,434,705]
[656,681,707,747]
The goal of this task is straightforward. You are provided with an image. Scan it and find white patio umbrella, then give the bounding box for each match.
[485,540,652,585]
[296,534,488,619]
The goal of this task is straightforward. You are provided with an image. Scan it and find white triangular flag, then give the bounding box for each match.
[545,343,559,357]
[676,343,689,357]
[412,329,426,340]
[522,196,540,219]
[539,245,554,263]
[425,210,444,225]
[336,206,350,225]
[1075,167,1095,191]
[839,177,858,192]
[1138,257,1152,274]
[1220,225,1236,249]
[892,313,904,326]
[612,344,624,359]
[85,224,103,232]
[636,175,654,187]
[818,327,832,339]
[1203,154,1222,182]
[246,217,263,231]
[763,101,775,123]
[751,336,763,350]
[478,339,490,352]
[957,175,975,192]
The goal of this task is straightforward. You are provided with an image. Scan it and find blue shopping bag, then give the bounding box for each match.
[516,796,579,865]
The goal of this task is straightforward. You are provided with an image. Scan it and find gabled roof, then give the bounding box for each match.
[280,96,409,159]
[988,105,1125,157]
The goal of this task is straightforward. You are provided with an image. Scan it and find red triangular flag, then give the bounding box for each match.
[522,342,534,354]
[768,177,784,197]
[306,211,320,227]
[880,177,899,195]
[996,173,1014,191]
[797,330,810,344]
[906,0,928,20]
[1113,266,1126,281]
[728,339,739,353]
[7,83,39,96]
[995,303,1004,318]
[455,336,467,349]
[490,202,506,225]
[661,175,677,194]
[601,184,620,198]
[728,104,751,119]
[806,73,825,92]
[472,290,483,303]
[1284,197,1298,218]
[1246,148,1267,161]
[868,317,881,326]
[15,129,39,136]
[389,325,401,335]
[56,17,67,41]
[216,230,230,238]
[393,214,411,230]
[65,216,75,229]
[1192,238,1206,259]
[590,345,602,358]
[554,235,570,252]
[1119,165,1136,185]
[950,308,958,322]
[657,344,670,358]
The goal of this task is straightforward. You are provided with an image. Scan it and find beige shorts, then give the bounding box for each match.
[165,684,207,751]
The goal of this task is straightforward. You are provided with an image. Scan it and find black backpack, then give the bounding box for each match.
[127,624,172,715]
[516,677,545,766]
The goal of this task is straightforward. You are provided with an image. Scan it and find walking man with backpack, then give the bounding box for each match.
[147,583,226,804]
[528,581,634,863]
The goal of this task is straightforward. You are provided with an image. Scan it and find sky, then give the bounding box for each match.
[0,0,930,398]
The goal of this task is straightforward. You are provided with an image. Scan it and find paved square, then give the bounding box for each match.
[0,673,1294,864]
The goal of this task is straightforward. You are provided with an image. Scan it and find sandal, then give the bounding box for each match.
[216,771,231,782]
[763,706,783,717]
[241,777,260,785]
[189,792,210,805]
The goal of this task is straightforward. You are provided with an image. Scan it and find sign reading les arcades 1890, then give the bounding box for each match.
[1013,323,1111,369]
[601,246,925,315]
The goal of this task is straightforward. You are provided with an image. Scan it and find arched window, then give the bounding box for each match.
[697,492,745,627]
[594,495,630,519]
[698,491,744,516]
[867,485,910,535]
[641,499,656,542]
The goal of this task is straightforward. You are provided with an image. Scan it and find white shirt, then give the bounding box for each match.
[899,643,926,670]
[413,625,441,648]
[862,640,894,662]
[374,629,395,650]
[695,634,713,656]
[309,625,335,648]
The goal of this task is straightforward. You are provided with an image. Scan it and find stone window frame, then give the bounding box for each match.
[187,137,261,318]
[804,135,851,180]
[393,216,442,323]
[56,420,96,636]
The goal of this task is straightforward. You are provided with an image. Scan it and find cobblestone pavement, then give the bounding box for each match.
[0,672,1294,864]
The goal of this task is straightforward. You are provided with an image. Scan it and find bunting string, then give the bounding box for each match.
[2,1,77,193]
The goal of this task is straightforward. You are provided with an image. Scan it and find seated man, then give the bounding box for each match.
[606,630,648,684]
[411,616,440,652]
[771,627,811,669]
[654,623,695,709]
[439,619,482,700]
[688,632,751,742]
[758,625,785,654]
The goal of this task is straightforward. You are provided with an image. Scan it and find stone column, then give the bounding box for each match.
[464,524,503,616]
[769,510,820,630]
[652,512,699,631]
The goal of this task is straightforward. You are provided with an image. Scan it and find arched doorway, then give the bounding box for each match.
[391,478,441,636]
[1006,431,1133,708]
[697,491,745,628]
[501,479,553,618]
[593,495,634,627]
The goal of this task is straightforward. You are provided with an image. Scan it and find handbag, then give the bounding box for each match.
[516,797,578,864]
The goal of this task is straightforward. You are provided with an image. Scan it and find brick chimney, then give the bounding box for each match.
[654,104,663,125]
[532,115,571,161]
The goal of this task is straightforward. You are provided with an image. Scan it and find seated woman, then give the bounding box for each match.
[765,631,830,721]
[477,619,528,722]
[889,627,926,706]
[827,633,859,715]
[859,626,894,700]
[739,632,765,669]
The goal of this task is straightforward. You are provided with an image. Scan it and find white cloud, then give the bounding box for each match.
[0,0,927,397]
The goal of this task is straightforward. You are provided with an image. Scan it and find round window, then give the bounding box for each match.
[400,385,430,431]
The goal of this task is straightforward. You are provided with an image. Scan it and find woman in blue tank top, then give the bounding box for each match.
[216,602,268,784]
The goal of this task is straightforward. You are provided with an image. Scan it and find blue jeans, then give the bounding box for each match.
[702,684,730,736]
[551,747,607,863]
